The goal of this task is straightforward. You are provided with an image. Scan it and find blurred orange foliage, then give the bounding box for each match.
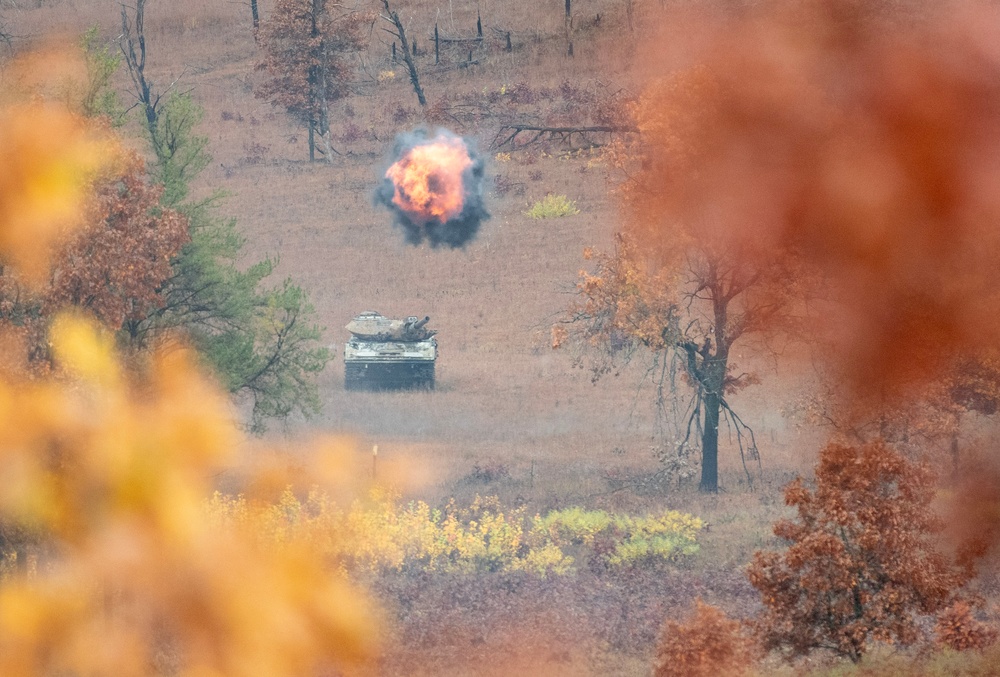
[617,0,1000,397]
[0,48,118,283]
[0,48,376,676]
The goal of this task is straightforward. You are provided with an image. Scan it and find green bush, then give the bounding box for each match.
[525,194,580,219]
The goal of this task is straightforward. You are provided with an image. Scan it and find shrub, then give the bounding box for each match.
[465,460,512,484]
[525,194,580,219]
[207,489,704,576]
[534,506,702,567]
[748,440,969,664]
[935,601,998,652]
[653,600,755,677]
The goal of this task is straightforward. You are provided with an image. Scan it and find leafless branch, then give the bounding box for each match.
[381,0,425,107]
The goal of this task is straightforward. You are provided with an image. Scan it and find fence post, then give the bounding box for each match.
[434,24,439,64]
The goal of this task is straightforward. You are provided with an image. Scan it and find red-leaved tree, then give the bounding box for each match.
[54,152,188,333]
[0,150,188,364]
[256,0,368,161]
[748,440,968,663]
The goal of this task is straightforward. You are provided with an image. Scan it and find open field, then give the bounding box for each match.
[7,0,824,494]
[7,0,998,674]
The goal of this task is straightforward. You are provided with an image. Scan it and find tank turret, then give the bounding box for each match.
[346,311,436,342]
[344,312,437,390]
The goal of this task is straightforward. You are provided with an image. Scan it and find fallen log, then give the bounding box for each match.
[491,124,638,150]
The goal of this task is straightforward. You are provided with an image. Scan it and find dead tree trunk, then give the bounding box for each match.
[120,0,161,144]
[309,0,333,162]
[382,0,426,107]
[565,0,573,57]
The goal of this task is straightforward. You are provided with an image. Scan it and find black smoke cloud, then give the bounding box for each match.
[374,128,489,248]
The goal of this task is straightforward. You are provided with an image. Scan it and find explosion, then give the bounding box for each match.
[386,134,470,223]
[375,128,488,248]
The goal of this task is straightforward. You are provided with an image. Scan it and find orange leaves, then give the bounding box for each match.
[935,601,998,652]
[748,440,967,662]
[0,73,113,283]
[550,325,567,350]
[623,0,1000,397]
[255,0,368,123]
[0,306,377,677]
[653,600,755,677]
[0,47,377,677]
[52,150,189,330]
[562,235,679,356]
[0,49,185,365]
[0,148,189,369]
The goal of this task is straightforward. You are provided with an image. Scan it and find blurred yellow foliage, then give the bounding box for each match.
[0,48,376,676]
[0,49,114,284]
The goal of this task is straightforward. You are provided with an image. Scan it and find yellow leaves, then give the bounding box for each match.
[0,313,378,676]
[209,490,702,577]
[0,103,111,283]
[50,312,120,383]
[0,49,376,672]
[524,193,580,219]
[0,49,117,285]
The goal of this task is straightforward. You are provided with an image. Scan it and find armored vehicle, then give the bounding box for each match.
[344,312,437,390]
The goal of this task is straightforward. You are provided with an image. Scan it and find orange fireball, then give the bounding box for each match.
[385,134,472,224]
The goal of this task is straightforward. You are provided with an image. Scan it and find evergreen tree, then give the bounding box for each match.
[130,92,330,433]
[112,7,330,431]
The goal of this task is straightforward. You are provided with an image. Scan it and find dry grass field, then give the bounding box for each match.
[9,0,995,674]
[6,0,821,494]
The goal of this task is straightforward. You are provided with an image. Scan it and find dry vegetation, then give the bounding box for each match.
[5,0,1000,675]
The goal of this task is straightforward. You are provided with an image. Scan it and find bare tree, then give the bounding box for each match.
[380,0,425,107]
[119,0,168,148]
[557,232,783,492]
[0,1,12,48]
